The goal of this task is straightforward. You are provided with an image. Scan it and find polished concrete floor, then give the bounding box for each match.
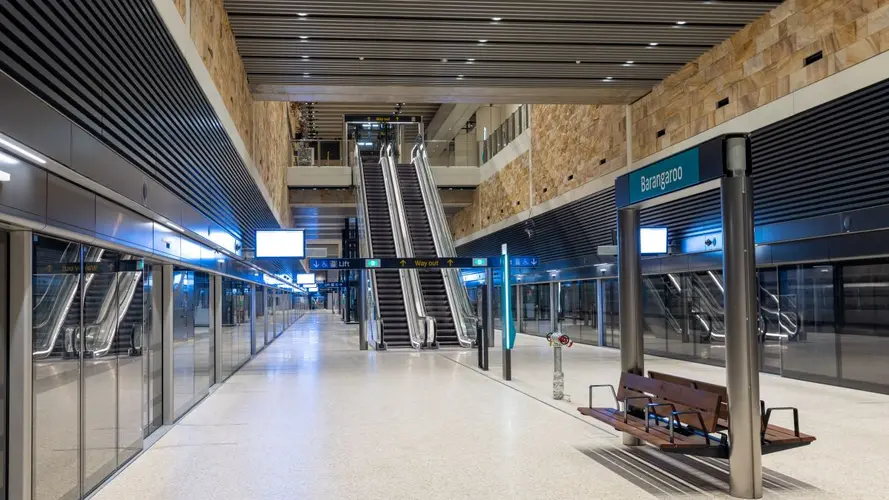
[92,311,889,499]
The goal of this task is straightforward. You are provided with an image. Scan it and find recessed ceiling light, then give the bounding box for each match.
[359,56,365,60]
[457,75,465,80]
[649,42,659,46]
[299,36,309,41]
[676,20,686,25]
[303,73,310,77]
[492,17,502,21]
[626,60,634,64]
[302,55,309,59]
[478,39,488,43]
[467,58,475,64]
[441,58,448,62]
[603,77,614,82]
[297,12,308,16]
[576,60,581,64]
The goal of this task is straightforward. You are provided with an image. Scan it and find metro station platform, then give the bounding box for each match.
[90,311,887,500]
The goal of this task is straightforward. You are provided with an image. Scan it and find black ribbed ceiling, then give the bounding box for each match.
[225,0,781,101]
[0,0,280,247]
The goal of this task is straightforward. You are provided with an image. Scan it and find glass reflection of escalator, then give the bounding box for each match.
[644,270,802,343]
[32,245,105,359]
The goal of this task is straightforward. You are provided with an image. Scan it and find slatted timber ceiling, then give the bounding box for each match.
[225,0,782,103]
[0,0,279,249]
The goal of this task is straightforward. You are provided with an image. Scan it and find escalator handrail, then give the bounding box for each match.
[354,144,383,347]
[32,247,104,358]
[83,265,143,357]
[642,276,683,335]
[411,137,476,347]
[380,144,431,348]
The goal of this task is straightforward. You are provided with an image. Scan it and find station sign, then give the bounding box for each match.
[615,137,725,208]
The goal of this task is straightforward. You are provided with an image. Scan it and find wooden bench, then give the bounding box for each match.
[578,372,729,456]
[648,371,816,455]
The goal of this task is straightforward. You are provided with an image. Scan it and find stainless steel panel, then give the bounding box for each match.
[46,173,96,234]
[193,271,212,399]
[31,235,81,500]
[153,223,181,260]
[81,247,119,494]
[0,154,47,219]
[71,126,147,204]
[144,177,183,226]
[0,73,72,165]
[182,203,210,239]
[96,196,153,252]
[172,269,195,419]
[118,265,145,464]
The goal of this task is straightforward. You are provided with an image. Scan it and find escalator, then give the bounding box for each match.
[361,161,413,347]
[396,164,459,346]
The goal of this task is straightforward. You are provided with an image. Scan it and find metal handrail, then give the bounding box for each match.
[412,137,476,347]
[33,247,105,359]
[380,144,431,348]
[354,144,383,347]
[83,264,143,357]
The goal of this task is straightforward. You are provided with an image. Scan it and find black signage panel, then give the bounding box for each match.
[343,114,422,124]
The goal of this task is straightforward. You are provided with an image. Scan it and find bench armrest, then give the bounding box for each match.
[672,410,712,446]
[623,396,653,420]
[588,384,619,409]
[763,407,800,437]
[644,403,677,440]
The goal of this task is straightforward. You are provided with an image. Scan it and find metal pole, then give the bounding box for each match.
[485,267,495,347]
[722,135,762,499]
[550,280,560,334]
[596,279,606,346]
[359,269,368,350]
[553,344,564,400]
[618,207,644,446]
[515,284,524,333]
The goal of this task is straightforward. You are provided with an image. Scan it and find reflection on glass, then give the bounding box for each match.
[780,265,837,381]
[841,262,889,390]
[603,279,620,348]
[172,268,195,418]
[32,235,82,500]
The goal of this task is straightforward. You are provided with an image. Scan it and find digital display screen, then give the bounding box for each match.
[640,227,668,254]
[296,273,316,285]
[255,230,305,258]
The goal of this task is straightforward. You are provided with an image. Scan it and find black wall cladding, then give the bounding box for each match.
[0,0,279,246]
[458,76,889,263]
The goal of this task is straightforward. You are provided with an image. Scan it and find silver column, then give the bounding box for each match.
[550,281,560,334]
[617,207,644,446]
[8,231,32,500]
[596,279,606,346]
[485,267,495,347]
[161,265,175,424]
[721,136,762,499]
[212,275,224,383]
[359,268,368,350]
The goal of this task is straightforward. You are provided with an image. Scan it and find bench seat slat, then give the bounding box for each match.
[578,407,716,449]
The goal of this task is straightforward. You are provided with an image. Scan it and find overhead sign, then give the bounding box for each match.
[343,114,422,124]
[615,137,725,208]
[255,229,306,258]
[488,256,540,268]
[640,227,668,254]
[309,257,500,270]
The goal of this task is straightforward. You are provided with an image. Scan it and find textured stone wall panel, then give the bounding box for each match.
[479,151,530,229]
[179,0,295,223]
[253,101,293,225]
[189,0,254,156]
[531,104,627,205]
[632,0,889,161]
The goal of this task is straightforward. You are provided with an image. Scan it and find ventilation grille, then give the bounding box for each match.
[751,76,889,225]
[457,188,616,263]
[0,1,278,247]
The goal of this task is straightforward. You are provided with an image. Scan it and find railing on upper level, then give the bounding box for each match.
[479,104,531,165]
